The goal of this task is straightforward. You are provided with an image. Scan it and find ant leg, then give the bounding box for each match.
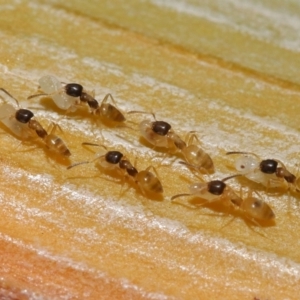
[154,152,176,166]
[185,131,201,146]
[226,151,261,159]
[47,122,69,140]
[81,143,107,156]
[219,215,236,230]
[244,216,276,242]
[178,161,208,181]
[145,165,161,181]
[118,175,131,198]
[0,88,20,106]
[101,93,118,107]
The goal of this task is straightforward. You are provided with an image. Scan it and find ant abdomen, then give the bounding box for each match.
[182,145,214,173]
[44,134,71,157]
[241,196,275,221]
[97,102,125,123]
[136,170,163,194]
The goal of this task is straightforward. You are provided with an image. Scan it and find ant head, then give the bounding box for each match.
[152,121,171,136]
[260,159,278,174]
[105,151,123,164]
[15,109,34,124]
[65,83,83,97]
[207,180,226,195]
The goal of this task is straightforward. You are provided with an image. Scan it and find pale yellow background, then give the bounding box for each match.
[0,0,300,299]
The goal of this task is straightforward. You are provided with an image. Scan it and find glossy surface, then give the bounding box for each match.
[0,0,300,299]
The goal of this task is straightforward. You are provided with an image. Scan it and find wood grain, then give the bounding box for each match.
[0,0,300,299]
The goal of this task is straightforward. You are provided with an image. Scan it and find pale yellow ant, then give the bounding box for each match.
[129,111,214,173]
[226,151,300,192]
[171,174,242,209]
[171,174,275,225]
[28,75,126,126]
[234,189,275,224]
[67,143,163,197]
[0,88,71,157]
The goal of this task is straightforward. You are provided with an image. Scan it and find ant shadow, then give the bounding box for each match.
[66,163,164,202]
[172,196,276,229]
[0,126,71,167]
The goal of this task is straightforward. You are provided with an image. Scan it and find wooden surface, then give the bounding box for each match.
[0,0,300,299]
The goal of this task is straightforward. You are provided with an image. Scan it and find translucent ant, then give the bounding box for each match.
[171,174,242,209]
[129,111,214,173]
[226,151,299,192]
[67,143,163,197]
[28,75,126,126]
[235,189,275,223]
[0,88,71,157]
[171,174,275,225]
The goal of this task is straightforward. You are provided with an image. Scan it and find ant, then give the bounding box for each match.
[28,75,126,126]
[0,88,71,157]
[171,174,275,225]
[67,143,163,197]
[129,111,214,173]
[226,151,300,192]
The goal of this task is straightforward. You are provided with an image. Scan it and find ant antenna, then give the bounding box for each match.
[27,93,49,100]
[221,174,242,182]
[67,161,90,170]
[0,88,20,106]
[127,110,156,120]
[226,151,260,159]
[171,193,191,201]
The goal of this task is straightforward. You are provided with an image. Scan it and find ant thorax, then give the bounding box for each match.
[39,75,77,110]
[0,103,31,139]
[135,170,163,194]
[139,120,170,148]
[168,131,186,150]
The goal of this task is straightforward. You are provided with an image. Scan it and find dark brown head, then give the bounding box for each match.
[260,159,278,174]
[15,109,34,124]
[207,180,226,195]
[65,83,83,97]
[105,151,123,164]
[152,121,171,136]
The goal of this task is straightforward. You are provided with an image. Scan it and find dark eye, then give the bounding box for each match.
[15,109,34,123]
[207,180,226,195]
[252,199,262,209]
[152,121,171,136]
[260,159,277,174]
[65,83,83,97]
[105,151,123,164]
